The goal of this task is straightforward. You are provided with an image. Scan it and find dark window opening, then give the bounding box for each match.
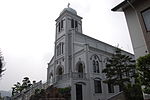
[62,43,64,54]
[78,63,83,73]
[94,80,102,93]
[75,20,78,28]
[93,60,96,73]
[71,19,74,28]
[61,20,64,28]
[57,67,63,75]
[96,61,100,73]
[108,83,114,93]
[119,85,123,92]
[93,60,100,73]
[141,8,150,32]
[58,22,61,32]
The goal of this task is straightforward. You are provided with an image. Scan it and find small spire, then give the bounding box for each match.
[67,3,70,8]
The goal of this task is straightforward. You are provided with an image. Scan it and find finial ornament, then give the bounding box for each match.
[68,3,70,8]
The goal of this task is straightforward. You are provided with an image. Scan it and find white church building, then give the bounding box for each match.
[47,5,134,100]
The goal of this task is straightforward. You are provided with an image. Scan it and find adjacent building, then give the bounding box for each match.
[112,0,150,100]
[47,5,134,100]
[112,0,150,59]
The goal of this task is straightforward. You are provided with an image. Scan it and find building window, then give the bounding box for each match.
[56,42,64,56]
[57,43,61,56]
[57,66,63,75]
[119,85,123,92]
[96,61,100,73]
[62,42,64,54]
[71,19,74,28]
[58,20,64,33]
[108,83,114,93]
[77,63,83,73]
[49,72,53,84]
[141,8,150,32]
[58,22,61,32]
[92,55,100,73]
[94,79,102,93]
[75,20,78,28]
[76,61,84,73]
[93,60,96,73]
[61,20,64,28]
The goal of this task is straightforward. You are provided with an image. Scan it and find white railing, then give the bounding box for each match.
[71,72,86,79]
[54,72,87,82]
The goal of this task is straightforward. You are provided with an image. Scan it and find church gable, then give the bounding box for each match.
[48,56,54,66]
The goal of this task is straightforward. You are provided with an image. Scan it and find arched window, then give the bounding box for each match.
[96,61,99,73]
[56,42,64,56]
[76,61,84,73]
[50,72,53,79]
[57,66,63,75]
[93,60,96,73]
[58,19,64,33]
[78,63,83,73]
[49,72,53,83]
[71,19,74,28]
[91,55,100,73]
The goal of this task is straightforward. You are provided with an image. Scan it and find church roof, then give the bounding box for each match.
[60,7,77,15]
[56,4,82,22]
[60,3,77,15]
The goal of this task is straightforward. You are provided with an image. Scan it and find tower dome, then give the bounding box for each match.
[60,3,77,15]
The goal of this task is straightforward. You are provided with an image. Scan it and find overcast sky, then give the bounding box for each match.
[0,0,133,91]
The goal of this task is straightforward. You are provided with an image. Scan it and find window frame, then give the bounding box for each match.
[56,42,64,56]
[94,79,102,93]
[141,7,150,32]
[108,83,114,93]
[71,19,74,28]
[92,55,100,73]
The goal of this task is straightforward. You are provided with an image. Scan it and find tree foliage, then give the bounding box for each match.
[102,48,136,90]
[0,50,5,78]
[124,83,143,100]
[137,54,150,93]
[12,77,32,96]
[30,86,71,100]
[30,89,46,100]
[22,77,32,89]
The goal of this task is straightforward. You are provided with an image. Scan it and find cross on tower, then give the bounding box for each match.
[67,3,70,8]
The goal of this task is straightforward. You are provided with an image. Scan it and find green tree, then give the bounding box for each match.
[137,54,150,94]
[124,83,143,100]
[30,89,46,100]
[12,77,32,96]
[0,50,5,78]
[12,82,23,96]
[22,77,32,89]
[102,48,136,91]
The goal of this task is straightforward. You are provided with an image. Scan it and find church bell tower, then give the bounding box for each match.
[54,4,83,75]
